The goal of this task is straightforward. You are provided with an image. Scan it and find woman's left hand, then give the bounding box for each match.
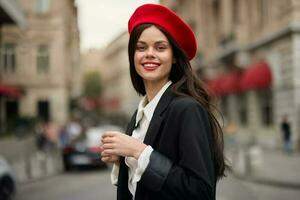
[101,131,147,159]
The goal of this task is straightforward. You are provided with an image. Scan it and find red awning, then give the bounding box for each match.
[99,98,120,109]
[0,84,22,97]
[79,97,120,110]
[219,71,243,95]
[206,78,223,96]
[206,71,243,96]
[240,62,272,91]
[80,97,99,110]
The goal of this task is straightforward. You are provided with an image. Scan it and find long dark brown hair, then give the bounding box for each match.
[128,24,227,180]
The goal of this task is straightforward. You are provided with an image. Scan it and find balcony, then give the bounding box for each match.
[0,0,26,29]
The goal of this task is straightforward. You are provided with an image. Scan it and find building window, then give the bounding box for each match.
[5,100,19,131]
[258,0,268,27]
[238,93,248,126]
[232,0,240,26]
[35,0,49,14]
[37,100,50,122]
[212,0,220,23]
[258,89,273,126]
[1,43,16,73]
[37,45,49,74]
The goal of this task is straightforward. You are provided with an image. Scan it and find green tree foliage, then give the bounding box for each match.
[83,71,102,98]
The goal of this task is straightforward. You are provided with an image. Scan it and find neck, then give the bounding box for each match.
[144,80,168,102]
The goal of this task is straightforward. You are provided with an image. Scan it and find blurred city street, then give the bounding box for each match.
[16,168,116,200]
[14,168,300,200]
[217,174,300,200]
[1,0,300,199]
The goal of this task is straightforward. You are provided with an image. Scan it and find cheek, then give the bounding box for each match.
[162,52,173,66]
[161,50,173,61]
[134,52,142,66]
[134,53,143,74]
[165,64,172,75]
[164,53,173,73]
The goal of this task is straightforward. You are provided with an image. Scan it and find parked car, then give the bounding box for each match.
[0,156,16,200]
[62,125,124,171]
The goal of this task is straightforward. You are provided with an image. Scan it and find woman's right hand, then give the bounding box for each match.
[100,146,120,165]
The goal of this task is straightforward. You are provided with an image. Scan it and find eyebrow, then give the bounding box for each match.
[137,40,169,44]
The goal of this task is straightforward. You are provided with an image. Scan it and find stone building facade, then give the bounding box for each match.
[81,48,105,75]
[101,32,139,118]
[161,0,300,149]
[0,0,26,133]
[0,0,81,127]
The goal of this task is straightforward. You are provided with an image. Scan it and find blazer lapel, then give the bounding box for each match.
[126,110,137,136]
[143,87,175,145]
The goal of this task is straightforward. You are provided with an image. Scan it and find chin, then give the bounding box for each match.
[142,77,159,82]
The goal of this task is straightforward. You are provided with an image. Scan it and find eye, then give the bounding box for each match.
[136,44,146,51]
[156,44,167,51]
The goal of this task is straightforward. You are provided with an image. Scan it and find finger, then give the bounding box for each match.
[102,134,112,139]
[101,154,118,162]
[102,143,115,150]
[103,131,124,137]
[99,146,104,152]
[101,151,109,157]
[101,151,115,157]
[102,131,118,137]
[102,136,115,144]
[101,156,110,162]
[101,153,112,159]
[101,154,109,158]
[101,149,116,155]
[103,149,118,155]
[102,157,117,163]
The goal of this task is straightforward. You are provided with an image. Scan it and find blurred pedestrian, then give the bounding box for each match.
[43,122,59,149]
[100,4,227,200]
[59,124,69,147]
[35,122,48,152]
[281,115,292,153]
[66,119,82,142]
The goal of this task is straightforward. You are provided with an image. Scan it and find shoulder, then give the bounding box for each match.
[168,95,207,115]
[170,95,203,109]
[166,95,212,135]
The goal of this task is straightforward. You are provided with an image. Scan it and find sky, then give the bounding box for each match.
[76,0,159,51]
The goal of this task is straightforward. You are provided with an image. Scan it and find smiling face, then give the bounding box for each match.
[134,25,174,88]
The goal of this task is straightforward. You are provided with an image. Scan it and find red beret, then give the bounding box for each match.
[128,4,197,60]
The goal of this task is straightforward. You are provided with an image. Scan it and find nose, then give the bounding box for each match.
[145,47,155,58]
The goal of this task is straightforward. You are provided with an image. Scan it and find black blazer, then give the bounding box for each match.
[117,87,216,200]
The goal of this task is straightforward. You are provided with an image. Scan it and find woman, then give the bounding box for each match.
[100,4,226,200]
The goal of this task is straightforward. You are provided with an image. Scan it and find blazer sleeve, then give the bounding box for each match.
[139,99,215,200]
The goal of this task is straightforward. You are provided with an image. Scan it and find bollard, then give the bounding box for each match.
[244,145,252,176]
[24,152,32,180]
[244,141,263,177]
[248,145,263,174]
[232,147,247,177]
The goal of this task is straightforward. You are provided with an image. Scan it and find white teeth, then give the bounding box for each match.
[143,63,159,67]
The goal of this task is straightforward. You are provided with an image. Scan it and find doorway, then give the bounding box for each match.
[38,100,50,122]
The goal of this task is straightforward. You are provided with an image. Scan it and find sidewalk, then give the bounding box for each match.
[0,136,63,184]
[227,135,300,189]
[12,150,63,183]
[245,149,300,189]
